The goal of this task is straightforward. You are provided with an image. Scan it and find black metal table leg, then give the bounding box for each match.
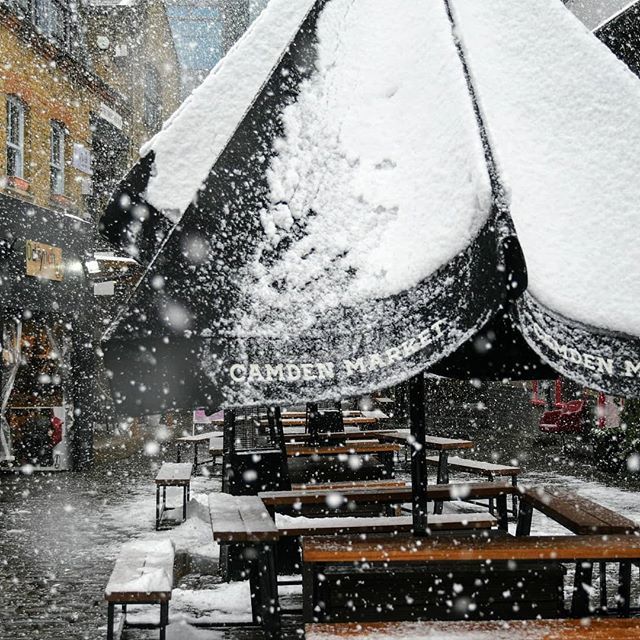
[511,475,519,517]
[496,494,509,532]
[258,543,281,638]
[302,561,316,623]
[618,561,632,616]
[599,561,607,612]
[159,601,169,640]
[107,602,115,640]
[571,561,594,617]
[182,485,188,521]
[515,499,533,536]
[433,450,448,515]
[155,486,160,530]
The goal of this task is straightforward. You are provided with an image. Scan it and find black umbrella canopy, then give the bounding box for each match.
[100,0,640,416]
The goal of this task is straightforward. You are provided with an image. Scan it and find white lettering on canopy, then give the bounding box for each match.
[530,324,632,377]
[228,319,447,384]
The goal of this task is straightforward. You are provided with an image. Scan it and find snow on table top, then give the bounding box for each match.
[239,0,490,333]
[141,0,318,220]
[451,0,640,338]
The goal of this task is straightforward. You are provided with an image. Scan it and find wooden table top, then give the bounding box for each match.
[306,619,640,640]
[286,441,401,457]
[378,431,474,450]
[154,462,193,485]
[260,416,380,427]
[259,480,514,506]
[302,532,640,563]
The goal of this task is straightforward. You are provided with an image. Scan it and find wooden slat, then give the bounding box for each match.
[306,619,640,639]
[278,512,497,536]
[283,430,399,443]
[155,462,193,485]
[209,494,279,542]
[302,533,640,563]
[286,442,400,457]
[291,479,408,491]
[521,486,639,535]
[378,433,474,450]
[176,431,220,443]
[426,455,520,476]
[259,480,514,507]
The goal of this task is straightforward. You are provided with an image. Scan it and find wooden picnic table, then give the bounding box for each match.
[302,532,640,621]
[176,431,223,467]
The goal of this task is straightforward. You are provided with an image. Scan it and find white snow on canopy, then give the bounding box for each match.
[566,0,637,30]
[239,0,490,331]
[140,0,318,221]
[451,0,640,338]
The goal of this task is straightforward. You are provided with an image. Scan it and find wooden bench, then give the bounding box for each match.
[306,618,640,639]
[517,486,640,536]
[104,538,174,640]
[516,485,640,613]
[426,455,520,515]
[155,463,192,530]
[302,533,640,623]
[208,493,280,635]
[260,481,515,530]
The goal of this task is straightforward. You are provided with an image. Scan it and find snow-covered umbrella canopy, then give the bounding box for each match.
[101,0,640,414]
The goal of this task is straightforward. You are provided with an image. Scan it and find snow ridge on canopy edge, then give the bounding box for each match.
[140,0,320,221]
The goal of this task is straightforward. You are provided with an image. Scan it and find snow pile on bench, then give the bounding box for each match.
[105,538,174,596]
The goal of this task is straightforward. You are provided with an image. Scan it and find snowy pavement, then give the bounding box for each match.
[1,453,640,639]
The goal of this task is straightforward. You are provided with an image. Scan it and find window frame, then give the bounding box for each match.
[35,0,69,49]
[6,96,25,180]
[143,66,162,131]
[50,120,65,195]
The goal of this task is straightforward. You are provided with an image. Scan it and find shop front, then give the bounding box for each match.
[0,194,98,470]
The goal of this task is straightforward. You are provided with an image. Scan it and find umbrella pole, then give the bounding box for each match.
[409,372,429,536]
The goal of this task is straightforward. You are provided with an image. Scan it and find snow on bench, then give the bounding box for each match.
[105,539,174,600]
[276,511,497,536]
[208,492,279,543]
[517,485,640,536]
[425,455,520,478]
[104,539,174,640]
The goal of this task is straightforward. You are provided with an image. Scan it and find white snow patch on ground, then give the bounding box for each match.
[239,0,490,334]
[141,0,317,219]
[452,0,640,337]
[104,476,219,559]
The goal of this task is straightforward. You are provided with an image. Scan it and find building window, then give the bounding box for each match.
[11,0,29,15]
[6,96,25,179]
[50,121,65,195]
[143,67,162,131]
[35,0,68,49]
